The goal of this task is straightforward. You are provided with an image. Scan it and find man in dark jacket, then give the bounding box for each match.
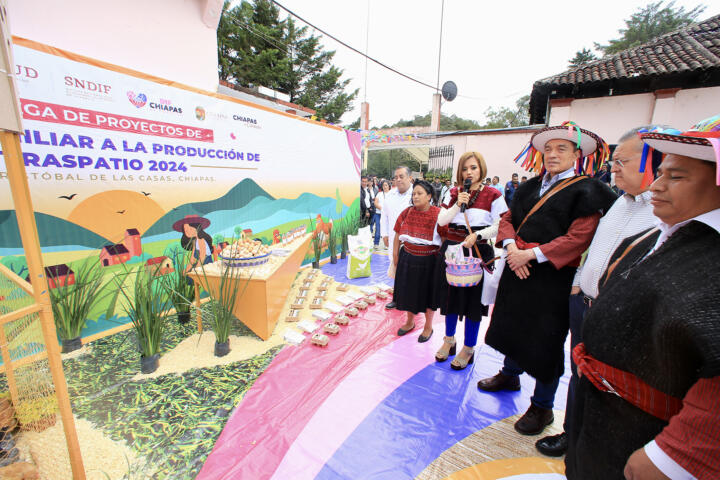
[480,122,616,438]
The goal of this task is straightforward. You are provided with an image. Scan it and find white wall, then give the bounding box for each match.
[7,0,220,92]
[672,86,720,129]
[552,93,655,145]
[548,86,720,144]
[431,130,536,186]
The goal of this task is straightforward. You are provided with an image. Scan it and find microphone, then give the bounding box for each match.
[460,178,472,213]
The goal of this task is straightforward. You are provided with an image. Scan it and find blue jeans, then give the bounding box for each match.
[371,213,381,245]
[444,314,481,347]
[501,356,561,410]
[564,293,588,430]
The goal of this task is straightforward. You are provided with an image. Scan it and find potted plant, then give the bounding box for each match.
[199,262,249,357]
[48,258,108,353]
[339,221,348,260]
[327,222,338,264]
[162,250,195,324]
[308,217,322,269]
[118,267,172,374]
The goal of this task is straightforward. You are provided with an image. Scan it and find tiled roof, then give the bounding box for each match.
[530,14,720,123]
[102,244,129,255]
[45,264,73,277]
[537,14,720,87]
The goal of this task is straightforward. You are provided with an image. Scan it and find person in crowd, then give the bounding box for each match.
[594,162,612,185]
[381,166,414,309]
[392,180,442,342]
[535,126,660,457]
[433,152,508,370]
[374,180,391,251]
[520,176,528,183]
[565,115,720,480]
[372,176,380,194]
[431,176,443,205]
[490,176,502,192]
[479,122,617,437]
[440,179,452,206]
[504,173,519,206]
[361,176,379,246]
[484,177,492,186]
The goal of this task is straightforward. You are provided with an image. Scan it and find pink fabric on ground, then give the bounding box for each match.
[270,317,443,479]
[196,302,418,480]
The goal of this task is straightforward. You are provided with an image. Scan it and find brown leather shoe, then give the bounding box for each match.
[514,404,554,435]
[477,372,521,392]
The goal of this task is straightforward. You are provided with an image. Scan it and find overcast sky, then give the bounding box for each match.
[267,0,714,128]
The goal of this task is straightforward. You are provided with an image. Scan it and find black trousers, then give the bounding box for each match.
[564,293,589,431]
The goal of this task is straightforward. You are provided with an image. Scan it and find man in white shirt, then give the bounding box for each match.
[536,126,660,457]
[380,166,413,309]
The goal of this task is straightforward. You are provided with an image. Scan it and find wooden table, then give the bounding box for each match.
[187,234,312,340]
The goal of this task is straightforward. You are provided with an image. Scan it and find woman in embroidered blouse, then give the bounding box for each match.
[392,180,442,342]
[434,152,508,369]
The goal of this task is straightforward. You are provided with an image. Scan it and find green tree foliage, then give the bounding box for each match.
[482,95,530,128]
[596,1,705,55]
[366,150,422,180]
[0,255,28,278]
[383,113,482,131]
[217,0,358,122]
[568,48,599,68]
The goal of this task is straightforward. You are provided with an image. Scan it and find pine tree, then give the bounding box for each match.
[217,0,357,122]
[568,48,598,68]
[596,1,705,55]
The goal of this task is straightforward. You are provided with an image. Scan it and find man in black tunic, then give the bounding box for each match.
[479,122,617,436]
[566,116,720,479]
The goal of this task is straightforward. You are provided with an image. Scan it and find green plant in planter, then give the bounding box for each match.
[117,266,173,373]
[197,261,251,357]
[327,223,338,263]
[309,217,323,268]
[48,257,111,353]
[161,250,196,324]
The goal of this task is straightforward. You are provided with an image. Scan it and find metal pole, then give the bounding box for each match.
[364,0,370,103]
[0,130,86,479]
[436,0,445,93]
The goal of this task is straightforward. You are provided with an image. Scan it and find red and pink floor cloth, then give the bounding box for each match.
[197,255,569,479]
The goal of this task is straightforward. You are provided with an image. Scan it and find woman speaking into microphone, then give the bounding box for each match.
[433,152,508,369]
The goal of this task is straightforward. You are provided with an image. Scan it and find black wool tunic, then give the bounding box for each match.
[565,221,720,479]
[485,176,617,383]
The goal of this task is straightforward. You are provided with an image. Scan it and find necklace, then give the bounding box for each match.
[462,187,482,207]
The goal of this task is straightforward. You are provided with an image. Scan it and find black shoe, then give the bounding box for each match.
[514,404,554,435]
[397,323,415,336]
[385,301,397,310]
[535,432,568,457]
[477,372,521,392]
[418,330,433,343]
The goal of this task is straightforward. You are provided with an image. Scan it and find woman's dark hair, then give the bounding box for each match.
[412,179,434,196]
[181,223,214,252]
[379,180,389,191]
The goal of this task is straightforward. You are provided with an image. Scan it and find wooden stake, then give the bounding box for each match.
[0,130,86,479]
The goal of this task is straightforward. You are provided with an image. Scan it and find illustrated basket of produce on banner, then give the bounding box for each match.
[445,258,485,287]
[220,239,272,268]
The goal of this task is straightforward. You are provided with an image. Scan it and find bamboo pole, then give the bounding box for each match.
[0,131,86,479]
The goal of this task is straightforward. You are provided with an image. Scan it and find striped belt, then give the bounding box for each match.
[401,243,439,256]
[446,224,490,244]
[573,343,682,421]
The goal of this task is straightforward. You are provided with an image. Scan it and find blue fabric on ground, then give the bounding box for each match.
[315,344,570,480]
[321,252,392,286]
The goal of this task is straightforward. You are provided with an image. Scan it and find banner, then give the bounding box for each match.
[0,39,361,337]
